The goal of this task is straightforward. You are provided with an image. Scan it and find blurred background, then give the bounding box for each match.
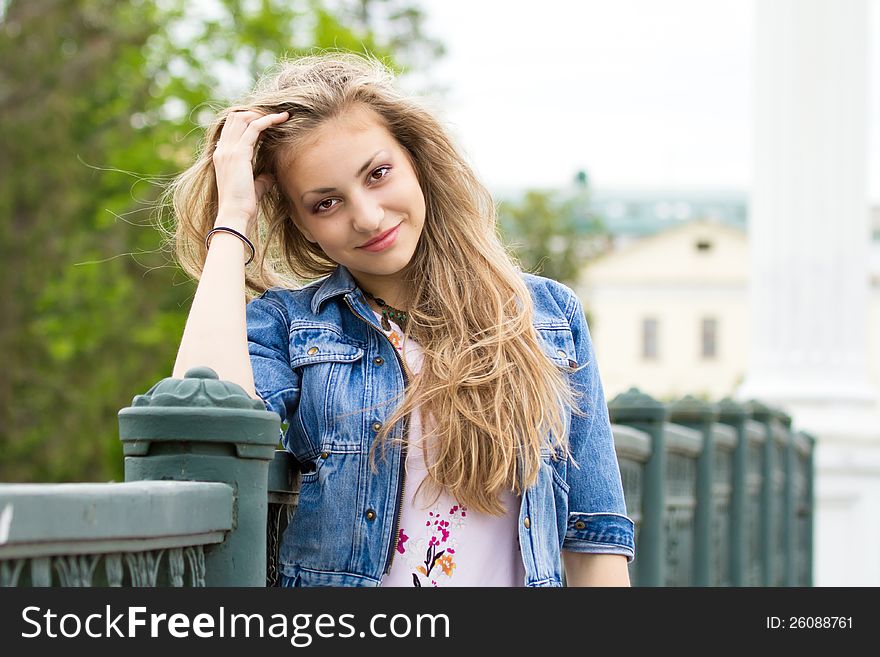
[1,0,877,584]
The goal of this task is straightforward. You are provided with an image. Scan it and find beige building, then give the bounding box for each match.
[576,219,748,402]
[578,214,880,406]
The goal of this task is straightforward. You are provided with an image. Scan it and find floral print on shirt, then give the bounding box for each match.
[373,311,404,353]
[395,504,468,587]
[379,313,469,587]
[386,327,403,352]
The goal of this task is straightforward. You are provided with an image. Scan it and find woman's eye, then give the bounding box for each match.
[315,199,337,213]
[370,166,391,181]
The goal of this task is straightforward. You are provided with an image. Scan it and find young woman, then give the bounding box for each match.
[169,52,634,587]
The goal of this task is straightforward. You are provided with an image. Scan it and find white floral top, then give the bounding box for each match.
[375,313,526,587]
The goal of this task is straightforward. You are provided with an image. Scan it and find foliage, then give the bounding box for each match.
[0,0,442,482]
[497,172,610,287]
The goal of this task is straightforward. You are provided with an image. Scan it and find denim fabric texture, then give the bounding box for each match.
[248,265,635,587]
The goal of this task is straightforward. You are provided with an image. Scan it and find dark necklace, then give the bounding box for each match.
[363,290,408,331]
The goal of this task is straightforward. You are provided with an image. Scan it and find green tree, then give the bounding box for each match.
[0,0,442,482]
[497,173,610,287]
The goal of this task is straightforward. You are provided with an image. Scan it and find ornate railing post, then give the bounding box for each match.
[612,425,652,587]
[798,432,816,586]
[266,450,299,587]
[772,408,795,586]
[669,396,719,587]
[717,398,748,586]
[608,388,667,587]
[118,366,281,586]
[660,421,702,586]
[745,400,777,586]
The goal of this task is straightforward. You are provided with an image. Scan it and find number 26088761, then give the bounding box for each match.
[766,617,853,629]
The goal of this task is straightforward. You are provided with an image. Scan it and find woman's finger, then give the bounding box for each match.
[238,111,289,149]
[216,110,262,142]
[214,111,287,152]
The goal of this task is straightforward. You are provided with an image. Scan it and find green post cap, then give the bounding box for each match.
[744,399,773,422]
[668,395,718,423]
[717,397,747,423]
[129,366,264,409]
[608,387,667,423]
[771,407,793,428]
[118,367,280,458]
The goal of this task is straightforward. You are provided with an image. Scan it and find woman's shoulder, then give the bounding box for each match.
[519,272,581,327]
[248,280,325,322]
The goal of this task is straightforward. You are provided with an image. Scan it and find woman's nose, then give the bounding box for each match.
[351,195,384,232]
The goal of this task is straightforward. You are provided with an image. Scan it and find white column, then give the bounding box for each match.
[740,0,880,586]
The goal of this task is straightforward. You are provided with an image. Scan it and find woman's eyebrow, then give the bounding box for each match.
[301,150,384,200]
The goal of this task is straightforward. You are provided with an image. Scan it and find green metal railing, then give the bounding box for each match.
[0,372,814,587]
[610,388,816,587]
[0,481,231,586]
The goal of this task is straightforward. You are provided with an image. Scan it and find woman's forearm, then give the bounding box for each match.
[562,552,631,587]
[171,227,257,398]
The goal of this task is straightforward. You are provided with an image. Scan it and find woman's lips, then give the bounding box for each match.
[359,224,400,252]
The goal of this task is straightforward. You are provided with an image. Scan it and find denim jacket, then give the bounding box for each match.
[247,265,635,587]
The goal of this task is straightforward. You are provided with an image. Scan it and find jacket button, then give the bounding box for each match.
[373,356,385,366]
[365,509,377,521]
[523,516,531,529]
[574,520,586,530]
[320,452,329,459]
[556,349,567,359]
[307,346,319,355]
[372,421,382,432]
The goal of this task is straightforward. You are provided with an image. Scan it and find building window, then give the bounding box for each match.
[642,318,658,360]
[701,317,717,359]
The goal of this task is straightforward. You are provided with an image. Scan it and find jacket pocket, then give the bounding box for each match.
[298,450,329,484]
[288,323,367,454]
[289,323,365,368]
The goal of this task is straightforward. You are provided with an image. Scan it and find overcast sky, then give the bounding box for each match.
[416,0,880,201]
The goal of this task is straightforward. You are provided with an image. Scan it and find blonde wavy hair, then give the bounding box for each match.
[167,51,581,516]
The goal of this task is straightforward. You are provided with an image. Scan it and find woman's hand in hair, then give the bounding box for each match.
[211,110,289,232]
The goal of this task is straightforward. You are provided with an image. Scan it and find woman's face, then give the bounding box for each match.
[279,105,426,302]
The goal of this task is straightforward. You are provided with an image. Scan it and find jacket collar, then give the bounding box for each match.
[311,265,360,314]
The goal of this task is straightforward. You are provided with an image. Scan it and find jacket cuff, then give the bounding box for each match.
[562,512,636,562]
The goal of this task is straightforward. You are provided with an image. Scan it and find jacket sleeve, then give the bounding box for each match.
[246,292,301,432]
[561,290,635,562]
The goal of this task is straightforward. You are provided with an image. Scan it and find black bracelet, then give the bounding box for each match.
[205,226,255,266]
